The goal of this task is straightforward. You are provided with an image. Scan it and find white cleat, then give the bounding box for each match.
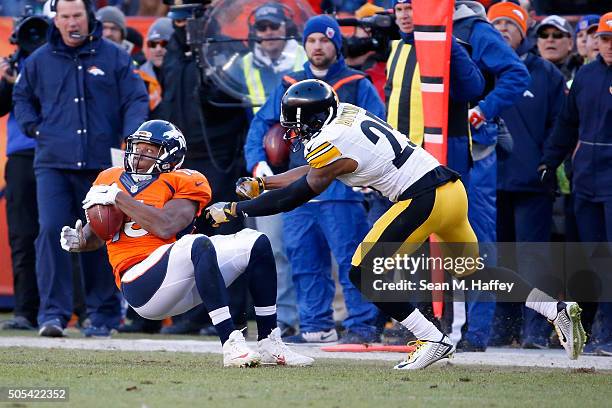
[551,302,587,360]
[393,335,455,370]
[258,328,314,366]
[222,330,261,368]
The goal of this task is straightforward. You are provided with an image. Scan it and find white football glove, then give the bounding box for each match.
[253,161,274,178]
[82,183,122,209]
[60,219,86,252]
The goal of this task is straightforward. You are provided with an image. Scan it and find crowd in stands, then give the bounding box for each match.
[1,0,611,357]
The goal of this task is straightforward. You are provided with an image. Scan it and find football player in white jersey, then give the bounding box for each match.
[206,80,586,369]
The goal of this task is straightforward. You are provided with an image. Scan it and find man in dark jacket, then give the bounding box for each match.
[0,19,43,331]
[489,2,566,349]
[155,9,251,335]
[539,13,612,356]
[453,0,530,351]
[12,0,148,337]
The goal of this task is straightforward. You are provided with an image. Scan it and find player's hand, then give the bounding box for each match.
[205,202,238,227]
[468,106,486,130]
[60,219,86,252]
[537,164,557,197]
[82,183,122,209]
[236,177,265,200]
[253,161,274,177]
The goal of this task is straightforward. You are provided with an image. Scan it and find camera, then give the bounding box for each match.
[337,12,399,59]
[7,6,49,75]
[163,0,213,47]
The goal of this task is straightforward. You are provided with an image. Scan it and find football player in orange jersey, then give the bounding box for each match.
[59,120,313,367]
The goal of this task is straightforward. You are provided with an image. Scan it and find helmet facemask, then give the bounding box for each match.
[281,104,337,152]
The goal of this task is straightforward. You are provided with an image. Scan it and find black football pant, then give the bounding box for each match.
[5,152,39,325]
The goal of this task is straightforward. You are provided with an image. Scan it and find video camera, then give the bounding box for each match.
[162,0,213,48]
[7,6,49,75]
[337,12,399,60]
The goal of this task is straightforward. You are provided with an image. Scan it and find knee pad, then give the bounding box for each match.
[190,235,217,266]
[250,233,273,262]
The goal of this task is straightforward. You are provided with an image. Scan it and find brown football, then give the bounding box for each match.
[86,204,124,241]
[264,124,291,167]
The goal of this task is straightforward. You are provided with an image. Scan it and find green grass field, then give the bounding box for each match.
[1,347,611,408]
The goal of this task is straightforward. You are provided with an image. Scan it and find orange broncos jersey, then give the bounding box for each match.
[93,167,212,287]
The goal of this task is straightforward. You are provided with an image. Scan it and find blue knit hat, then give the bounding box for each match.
[393,0,411,7]
[302,15,342,56]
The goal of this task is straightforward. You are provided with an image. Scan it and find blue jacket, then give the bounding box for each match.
[498,47,565,192]
[244,57,385,202]
[0,61,35,155]
[542,55,612,200]
[13,22,148,170]
[454,15,530,122]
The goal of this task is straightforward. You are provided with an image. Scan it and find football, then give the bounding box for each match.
[264,123,291,167]
[86,204,124,241]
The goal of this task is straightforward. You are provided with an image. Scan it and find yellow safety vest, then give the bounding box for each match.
[385,39,424,146]
[242,46,306,114]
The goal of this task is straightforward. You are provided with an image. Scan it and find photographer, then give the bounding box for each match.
[342,2,391,101]
[0,11,48,331]
[156,3,251,335]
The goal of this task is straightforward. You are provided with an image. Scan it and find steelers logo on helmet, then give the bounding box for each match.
[124,120,187,175]
[281,79,339,149]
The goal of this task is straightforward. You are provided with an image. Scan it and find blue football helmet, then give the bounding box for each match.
[124,120,187,174]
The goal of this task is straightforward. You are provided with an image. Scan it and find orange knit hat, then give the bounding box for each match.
[595,12,612,37]
[487,2,527,37]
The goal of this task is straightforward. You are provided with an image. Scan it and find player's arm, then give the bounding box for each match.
[114,193,198,240]
[235,165,310,199]
[208,158,357,224]
[264,165,310,190]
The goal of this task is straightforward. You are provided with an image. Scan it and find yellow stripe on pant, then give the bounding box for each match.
[352,180,479,277]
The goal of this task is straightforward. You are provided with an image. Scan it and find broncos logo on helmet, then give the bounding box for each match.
[124,120,187,174]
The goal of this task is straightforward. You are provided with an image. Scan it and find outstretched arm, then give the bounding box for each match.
[208,158,357,223]
[263,165,311,190]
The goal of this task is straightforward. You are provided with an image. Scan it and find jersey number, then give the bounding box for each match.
[360,112,416,169]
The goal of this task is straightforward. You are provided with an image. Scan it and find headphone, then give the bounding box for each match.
[247,2,298,45]
[49,0,98,38]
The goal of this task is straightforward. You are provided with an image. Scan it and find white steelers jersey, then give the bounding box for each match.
[303,103,441,202]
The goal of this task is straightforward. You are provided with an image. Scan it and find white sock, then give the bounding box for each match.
[525,288,558,320]
[400,309,443,341]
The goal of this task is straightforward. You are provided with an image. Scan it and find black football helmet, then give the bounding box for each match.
[124,120,187,174]
[280,79,339,143]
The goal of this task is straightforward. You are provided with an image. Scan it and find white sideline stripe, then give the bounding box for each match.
[424,133,444,144]
[0,337,610,370]
[421,83,444,93]
[254,305,277,316]
[414,32,447,41]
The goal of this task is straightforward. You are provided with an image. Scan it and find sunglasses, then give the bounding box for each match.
[538,31,568,40]
[254,21,281,32]
[147,40,168,49]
